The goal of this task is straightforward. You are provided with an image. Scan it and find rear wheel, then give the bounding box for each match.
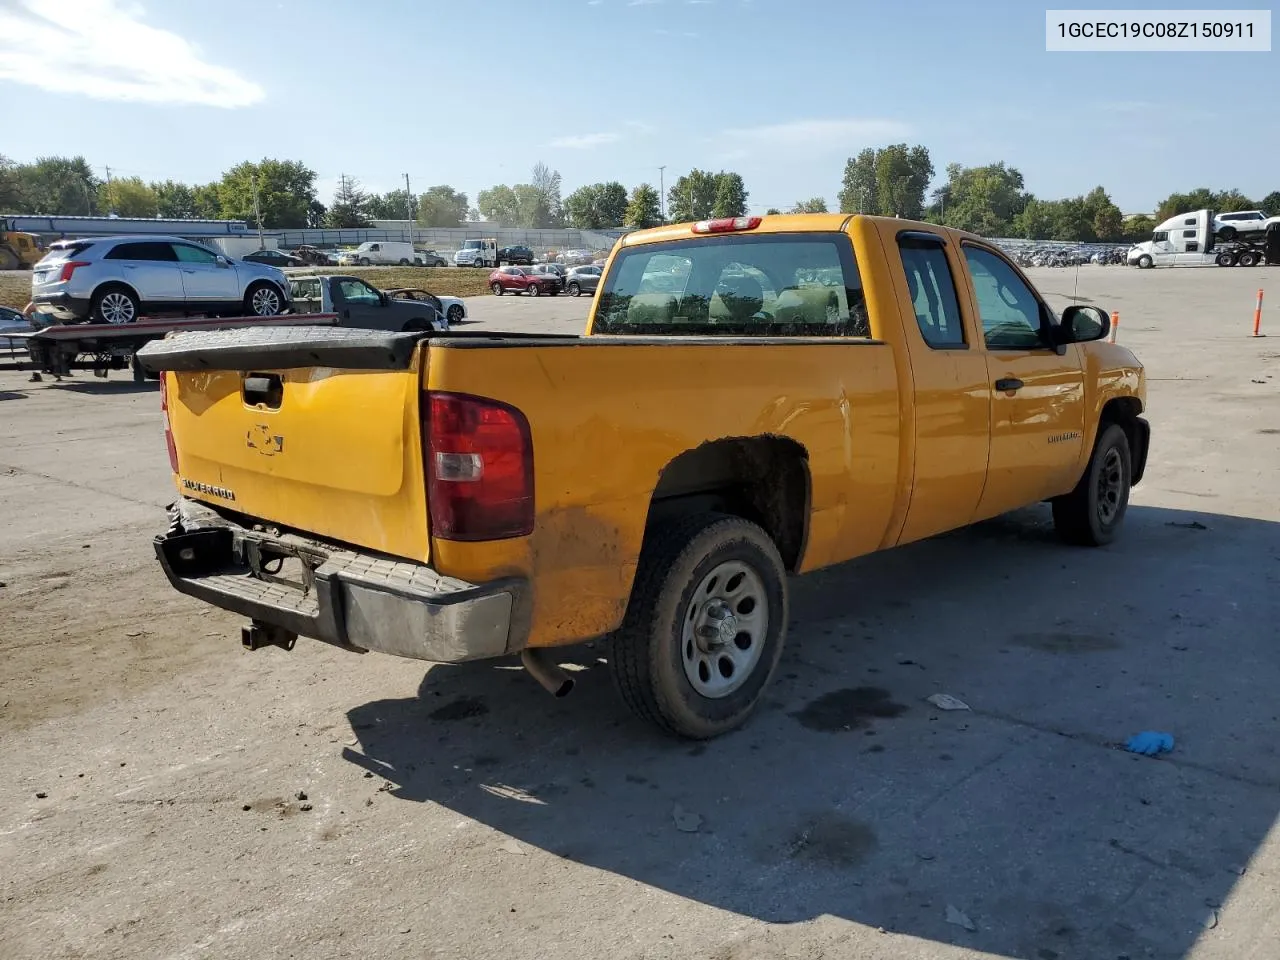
[91,284,139,324]
[244,282,284,316]
[567,282,581,297]
[1238,251,1259,267]
[1052,423,1132,547]
[611,514,788,739]
[1216,251,1237,267]
[402,318,432,332]
[491,282,504,296]
[447,304,464,324]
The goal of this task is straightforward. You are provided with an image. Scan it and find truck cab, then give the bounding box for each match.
[289,274,444,331]
[1128,209,1217,267]
[454,238,497,268]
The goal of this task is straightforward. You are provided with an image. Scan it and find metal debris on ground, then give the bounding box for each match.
[926,694,971,711]
[1166,520,1208,530]
[945,904,977,931]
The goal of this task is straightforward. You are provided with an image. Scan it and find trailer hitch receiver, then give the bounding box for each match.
[241,620,298,652]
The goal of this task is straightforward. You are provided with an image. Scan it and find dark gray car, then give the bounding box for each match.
[565,264,602,297]
[288,275,444,331]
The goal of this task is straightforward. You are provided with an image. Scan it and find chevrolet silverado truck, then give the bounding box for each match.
[138,214,1149,739]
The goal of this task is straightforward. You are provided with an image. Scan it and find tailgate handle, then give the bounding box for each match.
[243,373,283,409]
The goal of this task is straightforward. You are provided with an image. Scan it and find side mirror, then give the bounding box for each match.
[1059,304,1110,343]
[216,256,231,267]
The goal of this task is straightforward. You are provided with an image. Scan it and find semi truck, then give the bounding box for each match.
[1128,208,1280,268]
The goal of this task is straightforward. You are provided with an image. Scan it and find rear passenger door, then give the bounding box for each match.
[959,242,1086,519]
[891,230,992,544]
[103,241,184,309]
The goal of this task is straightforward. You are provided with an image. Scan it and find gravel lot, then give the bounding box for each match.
[2,266,1279,960]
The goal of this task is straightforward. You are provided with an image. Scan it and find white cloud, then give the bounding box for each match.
[587,0,603,4]
[549,132,623,149]
[687,0,714,4]
[0,0,265,107]
[718,117,911,148]
[628,0,663,5]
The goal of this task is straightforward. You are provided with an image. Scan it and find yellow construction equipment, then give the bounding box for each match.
[0,229,43,270]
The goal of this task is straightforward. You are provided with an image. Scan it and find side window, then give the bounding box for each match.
[1182,229,1197,238]
[897,238,965,348]
[961,245,1046,349]
[1152,230,1169,242]
[337,279,379,304]
[171,243,218,264]
[105,241,177,261]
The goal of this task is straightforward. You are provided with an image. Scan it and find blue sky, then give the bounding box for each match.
[0,0,1275,215]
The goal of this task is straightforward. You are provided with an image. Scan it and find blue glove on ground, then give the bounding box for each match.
[1126,731,1174,756]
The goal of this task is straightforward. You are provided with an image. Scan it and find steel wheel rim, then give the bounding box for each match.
[251,288,280,315]
[1096,447,1124,524]
[101,292,134,324]
[681,560,768,699]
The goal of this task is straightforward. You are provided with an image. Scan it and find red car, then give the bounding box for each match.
[489,266,559,297]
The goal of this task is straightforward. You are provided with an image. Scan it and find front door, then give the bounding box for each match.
[333,277,388,328]
[959,243,1087,521]
[171,242,240,307]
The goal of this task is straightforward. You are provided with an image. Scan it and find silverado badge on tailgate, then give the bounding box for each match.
[181,478,236,501]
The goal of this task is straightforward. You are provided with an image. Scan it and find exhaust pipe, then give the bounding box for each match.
[521,649,574,698]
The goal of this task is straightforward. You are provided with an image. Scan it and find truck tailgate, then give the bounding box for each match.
[138,325,432,563]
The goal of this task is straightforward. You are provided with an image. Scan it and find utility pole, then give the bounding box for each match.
[658,166,666,221]
[104,165,113,215]
[404,172,413,241]
[250,170,265,249]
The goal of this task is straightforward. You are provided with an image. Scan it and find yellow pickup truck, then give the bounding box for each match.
[139,214,1148,739]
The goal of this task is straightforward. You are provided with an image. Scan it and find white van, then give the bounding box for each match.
[340,241,417,266]
[453,238,497,268]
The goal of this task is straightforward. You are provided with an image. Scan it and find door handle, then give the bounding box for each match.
[994,377,1024,392]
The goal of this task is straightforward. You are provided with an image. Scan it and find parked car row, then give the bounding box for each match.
[488,263,602,297]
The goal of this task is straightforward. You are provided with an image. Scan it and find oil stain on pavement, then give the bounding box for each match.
[790,686,907,732]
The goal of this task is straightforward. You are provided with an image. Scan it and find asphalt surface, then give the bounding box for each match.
[1,265,1279,960]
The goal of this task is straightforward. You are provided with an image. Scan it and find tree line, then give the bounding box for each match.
[3,150,1276,243]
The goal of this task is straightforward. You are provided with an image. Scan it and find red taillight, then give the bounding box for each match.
[692,216,762,234]
[58,260,90,283]
[425,391,533,541]
[159,373,179,474]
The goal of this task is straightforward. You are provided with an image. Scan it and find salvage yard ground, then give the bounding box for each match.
[2,266,1279,960]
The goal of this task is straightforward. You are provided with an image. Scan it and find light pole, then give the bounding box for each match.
[658,166,666,221]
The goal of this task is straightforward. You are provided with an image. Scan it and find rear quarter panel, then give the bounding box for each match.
[425,340,902,648]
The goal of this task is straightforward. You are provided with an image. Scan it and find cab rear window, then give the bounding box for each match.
[593,232,869,337]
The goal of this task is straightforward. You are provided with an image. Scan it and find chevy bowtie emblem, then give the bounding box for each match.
[246,424,284,456]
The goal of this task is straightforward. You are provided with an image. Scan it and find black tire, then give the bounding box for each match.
[1051,423,1132,547]
[1238,251,1259,267]
[1137,254,1153,269]
[399,258,411,265]
[611,513,788,739]
[491,282,504,296]
[90,284,140,324]
[528,284,540,297]
[447,304,464,324]
[1217,225,1238,242]
[567,282,581,297]
[402,318,433,332]
[358,257,371,266]
[244,282,285,317]
[1216,252,1237,267]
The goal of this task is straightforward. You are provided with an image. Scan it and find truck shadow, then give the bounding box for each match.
[51,380,159,395]
[344,505,1280,960]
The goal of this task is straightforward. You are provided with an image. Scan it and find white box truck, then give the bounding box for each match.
[338,241,418,266]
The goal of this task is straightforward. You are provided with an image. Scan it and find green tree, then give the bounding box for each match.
[1260,191,1280,215]
[936,162,1029,236]
[326,174,373,228]
[99,176,159,218]
[837,148,877,213]
[874,144,933,218]
[1049,197,1094,241]
[1013,197,1055,239]
[765,207,781,215]
[478,184,520,225]
[1213,189,1255,213]
[530,162,564,227]
[0,155,24,211]
[1154,188,1216,223]
[191,183,222,219]
[1082,186,1124,241]
[711,172,748,218]
[564,182,628,229]
[667,169,718,223]
[151,180,197,219]
[417,185,469,227]
[15,156,99,215]
[219,159,317,228]
[624,183,662,229]
[365,190,409,221]
[1122,214,1156,242]
[789,198,828,213]
[306,199,327,228]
